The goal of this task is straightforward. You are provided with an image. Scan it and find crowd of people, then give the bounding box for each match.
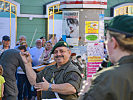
[0,34,86,100]
[0,15,133,100]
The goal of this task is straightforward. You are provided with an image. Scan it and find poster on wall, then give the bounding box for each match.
[87,43,104,78]
[85,21,99,34]
[70,46,87,60]
[85,21,99,42]
[87,43,104,58]
[85,34,98,42]
[71,46,87,78]
[62,11,79,46]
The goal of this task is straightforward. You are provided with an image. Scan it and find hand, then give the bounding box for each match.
[78,78,92,96]
[20,51,32,64]
[34,77,49,91]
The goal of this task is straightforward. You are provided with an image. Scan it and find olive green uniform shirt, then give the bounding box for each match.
[36,60,82,100]
[83,55,133,100]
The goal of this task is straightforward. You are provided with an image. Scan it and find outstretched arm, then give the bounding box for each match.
[20,52,37,85]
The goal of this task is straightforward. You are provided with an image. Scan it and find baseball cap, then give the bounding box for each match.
[2,35,10,41]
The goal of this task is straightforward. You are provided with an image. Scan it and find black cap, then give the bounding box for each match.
[2,35,10,41]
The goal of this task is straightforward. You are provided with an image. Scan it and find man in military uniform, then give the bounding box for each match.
[21,41,82,100]
[81,15,133,100]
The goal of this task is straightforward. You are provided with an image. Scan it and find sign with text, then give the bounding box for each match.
[62,11,79,46]
[85,21,99,34]
[87,43,104,78]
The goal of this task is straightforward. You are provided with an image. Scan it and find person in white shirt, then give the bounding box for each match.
[29,39,44,99]
[29,39,44,66]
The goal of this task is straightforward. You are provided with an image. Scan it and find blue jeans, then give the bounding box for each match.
[17,74,32,100]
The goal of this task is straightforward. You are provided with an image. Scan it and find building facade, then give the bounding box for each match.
[0,0,133,47]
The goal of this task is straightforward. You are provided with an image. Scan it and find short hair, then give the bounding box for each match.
[71,53,76,56]
[19,35,26,40]
[0,65,3,75]
[66,18,78,26]
[35,39,42,43]
[76,55,81,59]
[20,41,27,45]
[107,30,133,53]
[40,36,45,39]
[45,41,52,45]
[18,45,27,52]
[82,59,85,61]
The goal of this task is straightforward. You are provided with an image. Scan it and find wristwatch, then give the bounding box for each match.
[48,83,52,91]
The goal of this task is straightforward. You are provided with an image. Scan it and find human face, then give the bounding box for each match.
[71,55,76,61]
[20,49,25,52]
[105,31,115,63]
[19,37,26,43]
[53,47,71,67]
[77,57,82,62]
[45,42,52,50]
[3,40,10,48]
[67,20,77,32]
[36,40,42,49]
[41,38,46,47]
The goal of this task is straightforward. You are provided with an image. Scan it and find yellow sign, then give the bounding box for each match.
[88,56,103,62]
[85,21,99,34]
[114,5,133,16]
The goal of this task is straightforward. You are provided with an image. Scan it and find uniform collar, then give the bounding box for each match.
[118,54,133,65]
[51,60,71,72]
